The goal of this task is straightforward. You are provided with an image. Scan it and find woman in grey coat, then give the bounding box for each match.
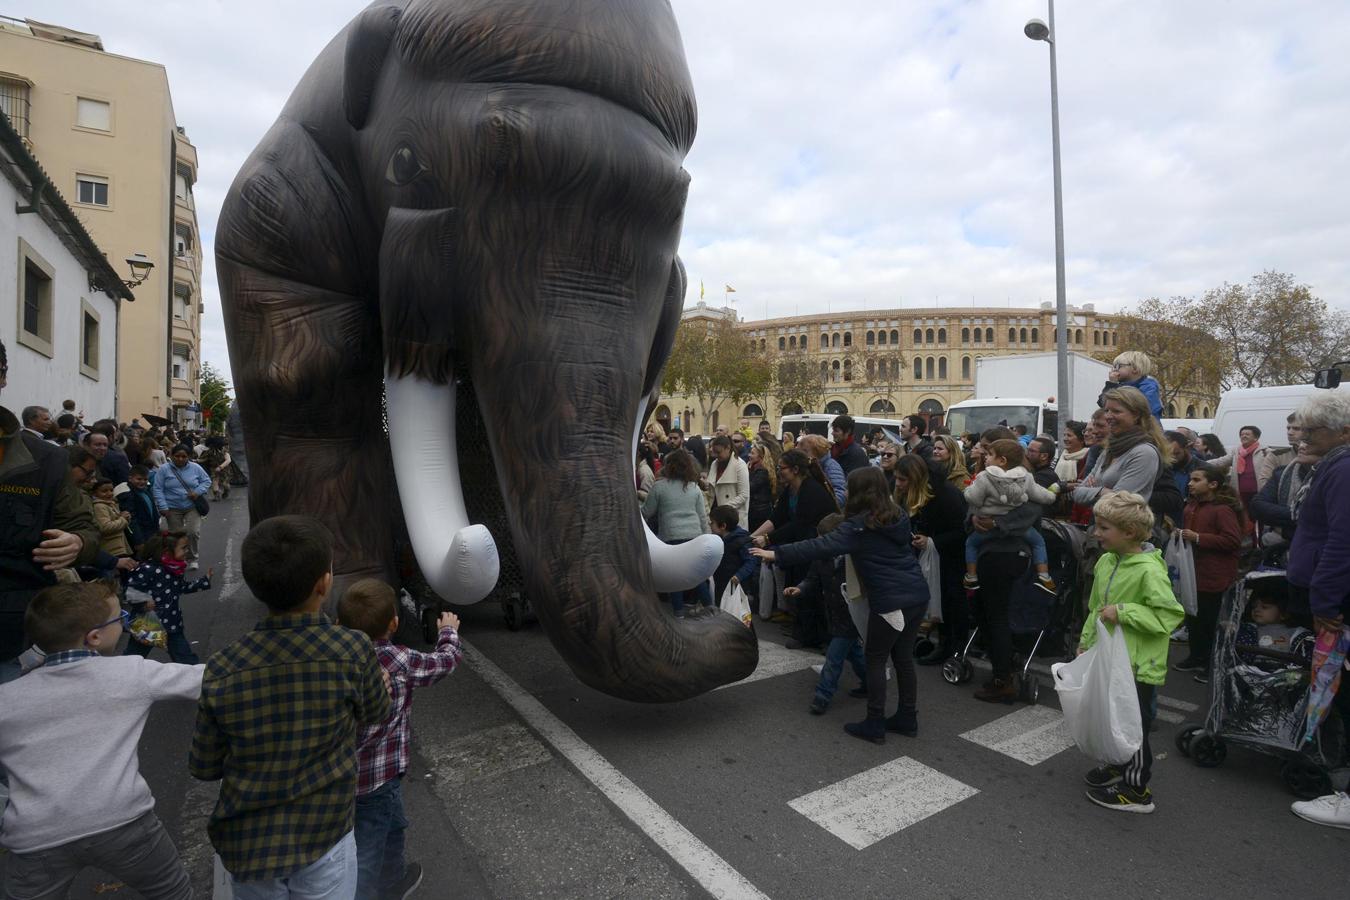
[1071,387,1169,508]
[641,449,711,617]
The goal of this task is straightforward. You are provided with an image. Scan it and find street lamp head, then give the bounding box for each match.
[1024,18,1051,41]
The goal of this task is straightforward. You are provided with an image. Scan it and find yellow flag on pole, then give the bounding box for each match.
[725,284,736,293]
[699,280,705,300]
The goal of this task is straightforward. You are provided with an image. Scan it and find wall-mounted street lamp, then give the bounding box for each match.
[123,253,155,288]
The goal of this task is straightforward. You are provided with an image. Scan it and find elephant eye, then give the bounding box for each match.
[385,144,426,186]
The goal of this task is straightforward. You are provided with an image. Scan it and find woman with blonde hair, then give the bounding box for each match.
[798,434,846,508]
[1071,386,1170,508]
[893,455,967,665]
[930,434,971,491]
[644,421,669,454]
[747,441,777,532]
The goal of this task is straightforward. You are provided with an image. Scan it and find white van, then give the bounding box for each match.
[1211,384,1348,451]
[778,413,907,445]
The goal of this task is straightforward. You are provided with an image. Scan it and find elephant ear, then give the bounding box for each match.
[344,3,403,130]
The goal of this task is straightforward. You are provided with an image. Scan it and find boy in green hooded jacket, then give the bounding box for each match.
[1077,491,1185,814]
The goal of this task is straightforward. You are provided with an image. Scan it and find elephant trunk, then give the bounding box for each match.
[469,336,758,702]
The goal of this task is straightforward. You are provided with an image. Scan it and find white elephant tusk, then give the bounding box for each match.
[632,400,723,593]
[385,369,499,604]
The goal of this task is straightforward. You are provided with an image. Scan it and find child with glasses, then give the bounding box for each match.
[0,581,203,899]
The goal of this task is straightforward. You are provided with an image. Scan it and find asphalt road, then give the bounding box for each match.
[7,491,1344,899]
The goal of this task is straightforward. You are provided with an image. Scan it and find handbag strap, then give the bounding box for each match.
[169,464,195,496]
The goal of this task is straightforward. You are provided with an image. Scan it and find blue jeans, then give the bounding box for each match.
[231,831,357,900]
[669,581,712,616]
[966,525,1047,567]
[815,636,867,702]
[354,778,407,900]
[123,629,199,665]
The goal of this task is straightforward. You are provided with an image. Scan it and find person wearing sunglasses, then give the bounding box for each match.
[0,581,203,898]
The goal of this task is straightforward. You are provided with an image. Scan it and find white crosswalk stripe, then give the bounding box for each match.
[959,704,1076,765]
[788,756,979,850]
[714,638,822,690]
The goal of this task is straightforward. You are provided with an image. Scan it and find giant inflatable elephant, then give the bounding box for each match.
[217,0,758,701]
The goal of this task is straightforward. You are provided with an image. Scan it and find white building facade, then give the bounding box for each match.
[1,112,133,419]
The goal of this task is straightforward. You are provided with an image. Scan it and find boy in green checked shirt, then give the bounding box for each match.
[189,516,391,898]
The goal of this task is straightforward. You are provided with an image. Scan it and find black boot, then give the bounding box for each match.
[885,706,918,736]
[844,716,886,745]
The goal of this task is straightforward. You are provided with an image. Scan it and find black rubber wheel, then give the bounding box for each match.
[503,596,521,631]
[1190,732,1227,768]
[1175,724,1203,758]
[1023,677,1040,705]
[1281,759,1334,800]
[420,609,439,645]
[941,657,964,685]
[959,660,975,684]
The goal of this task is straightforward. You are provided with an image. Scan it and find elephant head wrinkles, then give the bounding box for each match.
[217,0,758,702]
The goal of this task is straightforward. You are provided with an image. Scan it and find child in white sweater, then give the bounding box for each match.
[964,438,1060,594]
[0,581,203,899]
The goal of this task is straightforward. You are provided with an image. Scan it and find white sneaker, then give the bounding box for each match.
[188,561,200,571]
[1291,792,1350,830]
[1170,626,1189,642]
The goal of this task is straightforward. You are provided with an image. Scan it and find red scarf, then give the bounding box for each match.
[1236,441,1259,475]
[160,554,187,577]
[830,434,855,459]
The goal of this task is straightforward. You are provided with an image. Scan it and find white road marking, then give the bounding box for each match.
[713,638,824,691]
[461,640,771,900]
[960,704,1076,765]
[1155,709,1186,724]
[789,756,979,850]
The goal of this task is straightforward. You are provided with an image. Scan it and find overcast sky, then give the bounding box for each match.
[33,1,1350,385]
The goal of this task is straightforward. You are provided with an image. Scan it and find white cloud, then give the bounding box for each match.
[34,0,1350,387]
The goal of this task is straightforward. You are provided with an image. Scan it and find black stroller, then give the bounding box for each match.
[942,518,1087,704]
[1175,569,1348,798]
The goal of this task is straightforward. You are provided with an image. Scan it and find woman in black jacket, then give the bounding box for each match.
[756,466,930,745]
[746,441,776,532]
[751,449,838,639]
[892,455,967,665]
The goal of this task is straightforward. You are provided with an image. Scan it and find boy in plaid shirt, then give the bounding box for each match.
[189,516,390,898]
[338,579,463,900]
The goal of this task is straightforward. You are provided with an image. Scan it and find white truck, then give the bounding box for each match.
[946,351,1111,439]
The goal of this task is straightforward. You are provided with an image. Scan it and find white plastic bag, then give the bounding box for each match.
[1164,530,1198,616]
[844,556,870,641]
[720,581,753,627]
[918,540,942,622]
[1051,619,1143,765]
[757,560,777,618]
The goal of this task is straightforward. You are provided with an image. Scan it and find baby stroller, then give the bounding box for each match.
[1175,569,1348,798]
[942,518,1087,704]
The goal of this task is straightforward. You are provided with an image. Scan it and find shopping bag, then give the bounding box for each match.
[757,560,777,618]
[129,611,168,648]
[1164,530,1198,616]
[1051,619,1143,764]
[720,581,753,627]
[844,556,870,642]
[918,540,942,622]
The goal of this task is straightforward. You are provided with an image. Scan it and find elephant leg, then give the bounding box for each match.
[217,120,395,597]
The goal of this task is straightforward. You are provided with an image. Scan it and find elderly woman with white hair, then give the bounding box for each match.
[1097,350,1163,421]
[1285,389,1350,830]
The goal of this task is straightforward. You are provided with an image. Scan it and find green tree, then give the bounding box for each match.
[661,318,773,427]
[198,362,233,433]
[773,349,826,415]
[1204,271,1350,388]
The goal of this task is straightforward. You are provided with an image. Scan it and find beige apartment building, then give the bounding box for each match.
[660,301,1218,434]
[0,16,202,424]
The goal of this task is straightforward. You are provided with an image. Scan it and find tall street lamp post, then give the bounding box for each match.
[1025,3,1069,434]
